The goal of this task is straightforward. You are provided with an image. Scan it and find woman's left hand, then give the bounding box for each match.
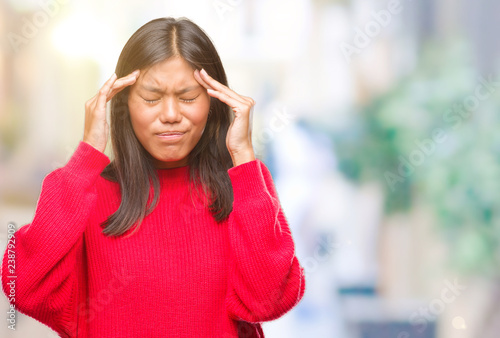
[194,68,256,166]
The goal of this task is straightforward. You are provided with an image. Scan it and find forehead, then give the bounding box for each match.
[138,57,196,89]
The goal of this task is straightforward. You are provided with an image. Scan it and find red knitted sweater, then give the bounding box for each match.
[1,141,305,337]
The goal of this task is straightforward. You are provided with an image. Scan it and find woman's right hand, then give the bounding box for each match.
[83,70,140,153]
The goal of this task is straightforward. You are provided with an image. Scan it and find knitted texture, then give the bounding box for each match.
[1,141,305,337]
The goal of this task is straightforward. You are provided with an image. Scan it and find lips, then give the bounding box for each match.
[156,131,185,136]
[156,131,185,142]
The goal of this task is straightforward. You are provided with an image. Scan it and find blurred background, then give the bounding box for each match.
[0,0,499,337]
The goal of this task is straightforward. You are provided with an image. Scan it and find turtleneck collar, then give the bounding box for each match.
[155,165,190,183]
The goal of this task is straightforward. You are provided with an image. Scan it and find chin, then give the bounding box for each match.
[153,154,187,164]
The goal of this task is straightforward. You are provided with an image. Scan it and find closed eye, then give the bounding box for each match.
[180,95,199,103]
[141,95,199,104]
[142,97,160,104]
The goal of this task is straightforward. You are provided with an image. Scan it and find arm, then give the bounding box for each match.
[225,159,306,323]
[1,141,110,336]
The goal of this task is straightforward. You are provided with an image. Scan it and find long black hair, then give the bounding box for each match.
[100,17,234,237]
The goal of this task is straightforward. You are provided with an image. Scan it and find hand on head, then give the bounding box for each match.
[83,70,140,153]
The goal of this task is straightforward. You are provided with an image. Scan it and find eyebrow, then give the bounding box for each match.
[140,84,200,95]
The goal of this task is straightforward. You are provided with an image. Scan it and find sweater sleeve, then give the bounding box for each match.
[1,141,110,337]
[224,159,306,323]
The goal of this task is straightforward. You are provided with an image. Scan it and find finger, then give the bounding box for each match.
[195,69,244,106]
[193,69,213,91]
[109,70,140,92]
[96,73,118,108]
[199,68,226,91]
[199,69,250,105]
[243,97,256,107]
[107,79,136,100]
[233,95,255,107]
[198,68,246,104]
[199,68,243,100]
[113,70,140,88]
[207,88,248,111]
[107,70,140,101]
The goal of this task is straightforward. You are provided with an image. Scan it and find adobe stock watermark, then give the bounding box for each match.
[5,222,17,331]
[212,0,243,21]
[385,74,499,191]
[397,278,467,337]
[66,266,134,334]
[7,0,68,53]
[339,0,407,63]
[253,106,295,154]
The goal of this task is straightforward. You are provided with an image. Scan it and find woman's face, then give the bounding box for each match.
[128,56,211,169]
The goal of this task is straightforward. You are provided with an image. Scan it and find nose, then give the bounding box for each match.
[158,98,182,123]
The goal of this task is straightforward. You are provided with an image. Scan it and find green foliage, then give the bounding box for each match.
[334,39,500,275]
